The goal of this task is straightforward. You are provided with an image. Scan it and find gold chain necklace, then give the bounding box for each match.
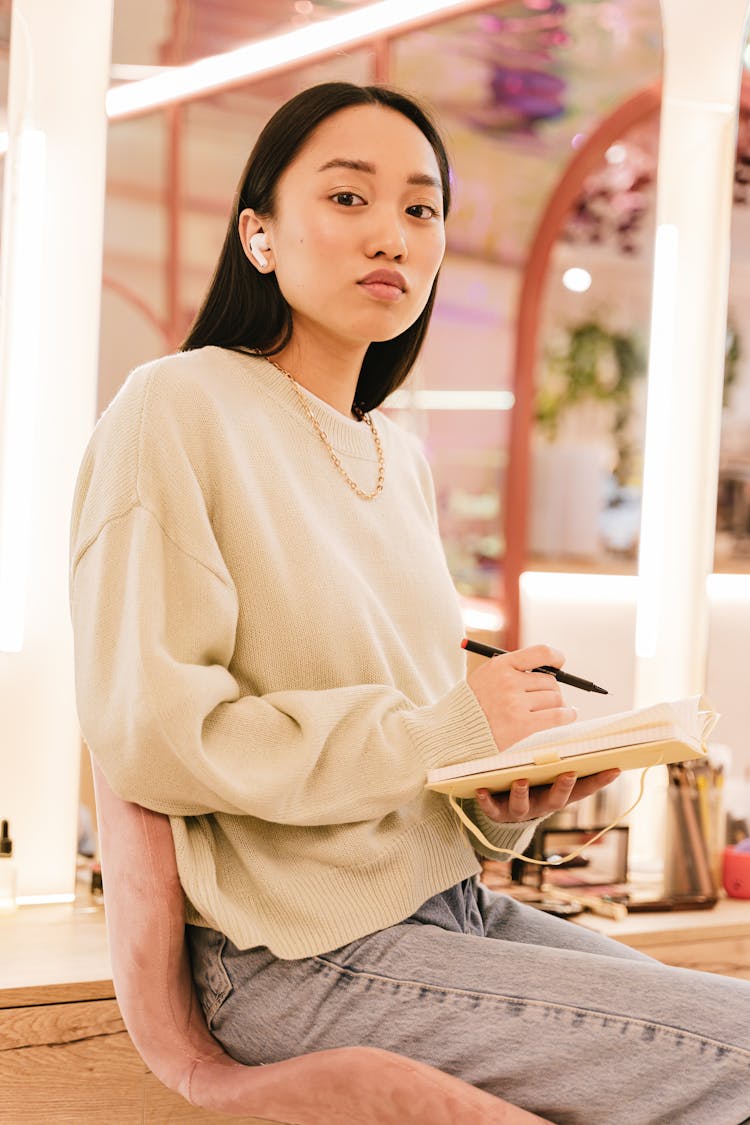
[268,358,385,500]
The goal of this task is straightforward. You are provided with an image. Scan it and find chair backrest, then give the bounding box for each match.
[92,758,549,1125]
[92,758,229,1101]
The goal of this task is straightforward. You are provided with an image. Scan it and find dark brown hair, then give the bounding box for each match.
[181,82,451,412]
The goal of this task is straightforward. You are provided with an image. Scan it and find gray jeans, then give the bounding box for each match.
[187,880,750,1124]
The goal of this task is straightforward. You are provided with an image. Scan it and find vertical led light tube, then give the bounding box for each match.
[629,0,749,872]
[0,0,113,902]
[634,0,749,708]
[0,129,46,652]
[634,222,678,665]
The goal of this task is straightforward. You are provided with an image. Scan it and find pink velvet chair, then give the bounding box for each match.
[92,759,549,1124]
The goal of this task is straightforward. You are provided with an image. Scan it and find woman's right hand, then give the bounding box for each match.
[467,644,577,753]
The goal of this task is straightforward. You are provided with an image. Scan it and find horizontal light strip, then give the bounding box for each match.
[386,389,515,411]
[521,571,638,602]
[16,893,76,906]
[461,603,504,632]
[439,575,749,645]
[706,573,750,599]
[106,0,494,118]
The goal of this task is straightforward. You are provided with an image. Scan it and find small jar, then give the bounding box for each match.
[723,844,750,899]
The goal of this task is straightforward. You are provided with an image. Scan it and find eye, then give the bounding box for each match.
[406,203,441,220]
[331,191,366,207]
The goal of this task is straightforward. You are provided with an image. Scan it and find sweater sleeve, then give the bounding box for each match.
[71,503,500,823]
[455,800,544,861]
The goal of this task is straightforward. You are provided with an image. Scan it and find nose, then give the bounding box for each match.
[363,206,408,262]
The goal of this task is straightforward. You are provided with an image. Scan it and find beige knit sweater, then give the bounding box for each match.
[70,347,537,959]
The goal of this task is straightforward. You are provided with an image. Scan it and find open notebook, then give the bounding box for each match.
[426,696,718,798]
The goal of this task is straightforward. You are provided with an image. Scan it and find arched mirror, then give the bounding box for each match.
[380,1,665,640]
[504,72,750,648]
[504,82,661,645]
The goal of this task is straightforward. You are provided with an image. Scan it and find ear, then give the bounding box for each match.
[239,208,275,273]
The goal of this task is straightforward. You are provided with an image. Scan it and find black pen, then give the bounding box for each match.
[461,638,608,695]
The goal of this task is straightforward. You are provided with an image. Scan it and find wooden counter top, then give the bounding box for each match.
[0,902,112,1007]
[575,894,750,978]
[1,893,748,1010]
[576,893,750,943]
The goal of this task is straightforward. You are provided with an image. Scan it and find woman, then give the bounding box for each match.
[70,83,750,1124]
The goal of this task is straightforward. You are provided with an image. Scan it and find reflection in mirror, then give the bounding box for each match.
[526,77,750,584]
[381,0,664,627]
[719,91,750,574]
[530,110,658,574]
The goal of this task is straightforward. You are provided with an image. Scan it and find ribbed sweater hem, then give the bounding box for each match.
[177,802,526,960]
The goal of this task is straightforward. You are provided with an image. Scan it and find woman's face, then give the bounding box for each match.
[254,104,447,355]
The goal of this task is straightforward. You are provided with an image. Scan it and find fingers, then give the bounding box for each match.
[482,658,559,692]
[568,768,621,802]
[527,689,569,713]
[475,781,534,823]
[480,773,578,821]
[466,643,574,756]
[522,670,567,692]
[524,706,578,732]
[475,768,622,825]
[543,771,578,810]
[507,779,531,819]
[475,788,504,820]
[531,768,621,809]
[509,644,565,674]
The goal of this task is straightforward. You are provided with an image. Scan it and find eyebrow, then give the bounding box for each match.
[316,157,442,191]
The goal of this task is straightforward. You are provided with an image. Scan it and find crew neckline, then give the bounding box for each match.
[219,347,383,459]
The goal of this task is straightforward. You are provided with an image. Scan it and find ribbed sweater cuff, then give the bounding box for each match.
[405,679,497,771]
[458,801,543,860]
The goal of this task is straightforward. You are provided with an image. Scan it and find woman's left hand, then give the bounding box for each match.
[475,768,621,824]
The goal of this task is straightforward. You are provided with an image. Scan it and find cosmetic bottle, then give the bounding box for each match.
[0,820,18,914]
[90,862,103,904]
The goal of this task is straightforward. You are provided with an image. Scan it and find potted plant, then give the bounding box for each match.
[535,319,646,486]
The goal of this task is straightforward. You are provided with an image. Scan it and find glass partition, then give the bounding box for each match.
[100,1,666,632]
[383,1,664,629]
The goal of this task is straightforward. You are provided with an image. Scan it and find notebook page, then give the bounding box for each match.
[493,697,702,767]
[428,697,705,783]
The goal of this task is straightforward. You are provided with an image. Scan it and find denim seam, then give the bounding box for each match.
[202,934,233,1025]
[312,955,750,1061]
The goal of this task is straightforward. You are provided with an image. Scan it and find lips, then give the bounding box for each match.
[358,269,408,295]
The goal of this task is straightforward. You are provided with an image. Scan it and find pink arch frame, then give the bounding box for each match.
[502,82,663,648]
[503,74,750,646]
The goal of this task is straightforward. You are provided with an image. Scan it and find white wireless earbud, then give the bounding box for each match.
[249,232,270,268]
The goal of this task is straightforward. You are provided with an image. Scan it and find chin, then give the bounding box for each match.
[356,310,419,344]
[367,327,409,344]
